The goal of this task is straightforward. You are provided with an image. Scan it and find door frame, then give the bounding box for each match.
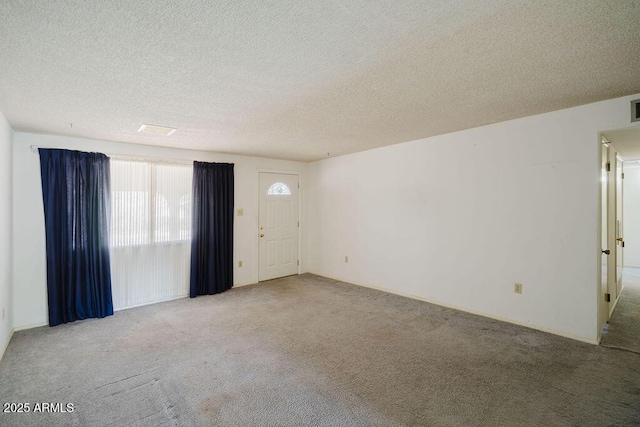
[256,169,302,282]
[615,154,624,299]
[598,134,625,341]
[598,135,611,340]
[606,144,619,315]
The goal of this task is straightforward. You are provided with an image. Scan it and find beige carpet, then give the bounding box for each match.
[1,273,639,426]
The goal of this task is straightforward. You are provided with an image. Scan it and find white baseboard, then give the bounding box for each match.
[311,272,599,345]
[233,281,257,288]
[13,321,48,332]
[114,294,189,312]
[0,328,15,363]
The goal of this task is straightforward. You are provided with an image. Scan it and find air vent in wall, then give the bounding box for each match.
[632,99,640,123]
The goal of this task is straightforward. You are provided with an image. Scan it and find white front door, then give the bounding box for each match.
[258,173,299,281]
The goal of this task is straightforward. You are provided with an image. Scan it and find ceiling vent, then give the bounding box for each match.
[137,124,177,136]
[632,99,640,123]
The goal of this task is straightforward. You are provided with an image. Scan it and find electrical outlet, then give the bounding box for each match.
[345,256,349,263]
[514,283,523,294]
[238,260,243,268]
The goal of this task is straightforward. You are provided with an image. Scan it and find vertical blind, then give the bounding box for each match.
[109,159,193,310]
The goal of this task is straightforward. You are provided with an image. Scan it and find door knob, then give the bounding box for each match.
[260,234,264,238]
[602,249,610,255]
[616,237,623,242]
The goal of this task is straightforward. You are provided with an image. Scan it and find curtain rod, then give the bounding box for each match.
[30,145,194,165]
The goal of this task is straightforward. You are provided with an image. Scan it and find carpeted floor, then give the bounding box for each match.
[601,268,640,354]
[1,273,639,426]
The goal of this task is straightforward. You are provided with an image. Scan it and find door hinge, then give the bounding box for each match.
[622,172,625,179]
[606,161,611,172]
[297,260,299,266]
[298,182,300,189]
[297,221,299,227]
[605,293,611,302]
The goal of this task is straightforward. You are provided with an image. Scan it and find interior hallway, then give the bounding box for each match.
[601,267,640,354]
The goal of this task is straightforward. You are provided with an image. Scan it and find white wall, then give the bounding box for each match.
[623,164,640,267]
[0,112,13,360]
[307,94,640,343]
[12,132,307,330]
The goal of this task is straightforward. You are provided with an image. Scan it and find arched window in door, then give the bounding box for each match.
[267,182,291,195]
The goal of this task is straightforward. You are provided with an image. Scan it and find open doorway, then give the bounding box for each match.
[599,126,640,352]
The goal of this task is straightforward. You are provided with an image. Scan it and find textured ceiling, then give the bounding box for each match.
[1,0,640,161]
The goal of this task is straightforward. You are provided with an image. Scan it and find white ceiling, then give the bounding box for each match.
[604,126,640,161]
[1,0,639,162]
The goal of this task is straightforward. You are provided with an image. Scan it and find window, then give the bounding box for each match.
[109,159,194,310]
[110,160,193,246]
[267,182,291,195]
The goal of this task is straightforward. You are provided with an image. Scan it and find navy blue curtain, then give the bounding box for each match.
[39,149,113,326]
[190,162,234,297]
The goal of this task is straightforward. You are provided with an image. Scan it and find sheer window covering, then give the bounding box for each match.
[109,159,193,309]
